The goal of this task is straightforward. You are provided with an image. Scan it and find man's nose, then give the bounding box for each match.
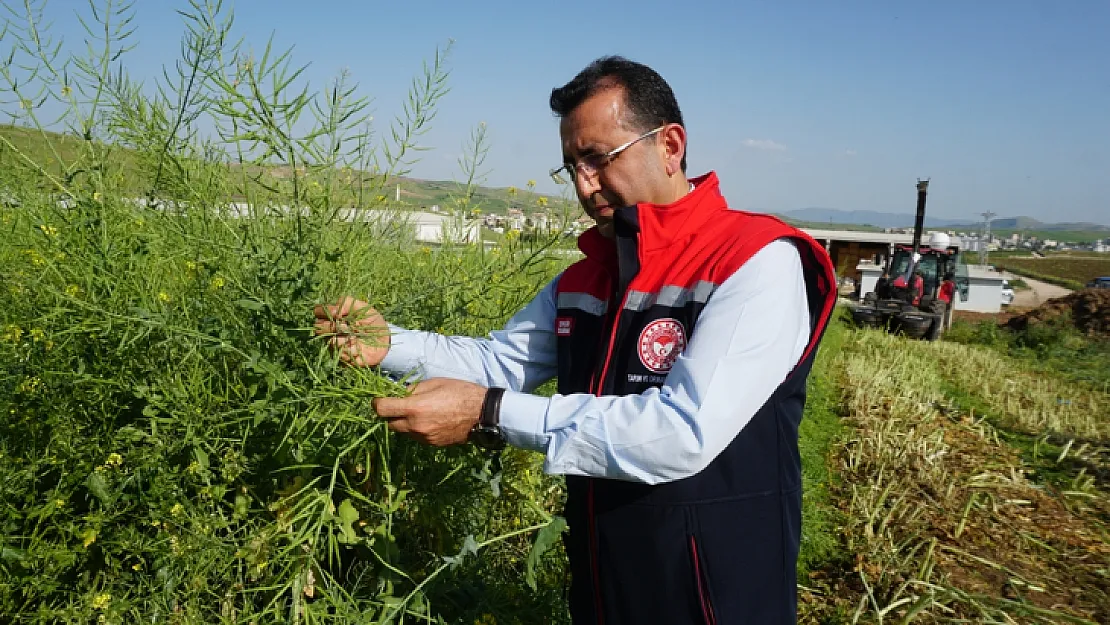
[575,172,601,201]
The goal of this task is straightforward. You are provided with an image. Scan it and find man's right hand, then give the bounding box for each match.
[313,297,391,367]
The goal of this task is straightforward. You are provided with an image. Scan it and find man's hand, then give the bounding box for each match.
[373,379,487,446]
[313,297,390,367]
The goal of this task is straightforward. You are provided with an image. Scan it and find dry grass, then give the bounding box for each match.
[931,340,1107,440]
[802,328,1110,624]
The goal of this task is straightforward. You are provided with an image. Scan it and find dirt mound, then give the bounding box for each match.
[1006,288,1110,337]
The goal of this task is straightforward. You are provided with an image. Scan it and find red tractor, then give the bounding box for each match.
[851,180,968,340]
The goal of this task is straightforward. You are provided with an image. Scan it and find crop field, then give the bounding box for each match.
[800,320,1110,624]
[2,3,1108,624]
[993,256,1110,290]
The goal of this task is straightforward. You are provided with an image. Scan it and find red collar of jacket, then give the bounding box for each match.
[576,171,727,264]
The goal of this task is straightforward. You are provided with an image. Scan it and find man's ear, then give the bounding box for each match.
[660,124,686,176]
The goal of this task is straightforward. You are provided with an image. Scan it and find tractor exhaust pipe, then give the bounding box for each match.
[912,179,929,254]
[904,179,929,281]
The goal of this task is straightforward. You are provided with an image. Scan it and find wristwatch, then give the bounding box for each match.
[469,387,507,451]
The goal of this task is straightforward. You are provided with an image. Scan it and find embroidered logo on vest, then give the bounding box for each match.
[555,317,574,336]
[637,318,687,372]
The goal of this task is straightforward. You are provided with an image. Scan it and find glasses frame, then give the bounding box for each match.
[549,125,666,185]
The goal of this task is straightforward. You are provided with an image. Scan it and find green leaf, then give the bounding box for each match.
[1,546,26,562]
[85,471,111,504]
[193,447,209,471]
[441,534,479,570]
[235,298,266,311]
[336,498,359,544]
[525,516,567,590]
[234,494,249,519]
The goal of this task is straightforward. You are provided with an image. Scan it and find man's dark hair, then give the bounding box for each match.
[550,56,687,172]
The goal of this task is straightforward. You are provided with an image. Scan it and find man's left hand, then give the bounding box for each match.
[373,378,488,446]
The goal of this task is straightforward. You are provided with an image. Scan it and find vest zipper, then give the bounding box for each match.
[592,287,631,396]
[587,225,639,624]
[585,281,629,624]
[689,535,718,625]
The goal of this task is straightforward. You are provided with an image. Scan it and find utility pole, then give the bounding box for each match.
[979,211,996,266]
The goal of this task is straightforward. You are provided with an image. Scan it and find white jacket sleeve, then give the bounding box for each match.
[378,275,561,393]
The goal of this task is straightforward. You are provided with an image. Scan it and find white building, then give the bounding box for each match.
[404,211,480,244]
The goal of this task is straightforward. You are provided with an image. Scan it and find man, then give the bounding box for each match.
[911,268,925,305]
[938,271,957,330]
[874,270,892,299]
[315,56,837,624]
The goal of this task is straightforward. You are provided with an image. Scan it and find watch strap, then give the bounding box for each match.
[480,387,506,428]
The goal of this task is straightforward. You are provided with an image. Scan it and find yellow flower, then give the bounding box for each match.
[29,328,44,342]
[61,85,72,97]
[132,562,142,571]
[536,197,549,207]
[66,284,81,297]
[171,503,184,517]
[38,224,57,236]
[184,261,197,271]
[157,291,171,303]
[210,276,226,290]
[2,325,22,343]
[91,592,111,610]
[23,250,46,266]
[105,453,123,468]
[17,377,42,394]
[93,192,102,201]
[526,180,536,189]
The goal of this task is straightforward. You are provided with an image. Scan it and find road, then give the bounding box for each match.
[1004,273,1073,308]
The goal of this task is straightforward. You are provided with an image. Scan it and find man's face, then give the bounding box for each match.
[559,88,665,238]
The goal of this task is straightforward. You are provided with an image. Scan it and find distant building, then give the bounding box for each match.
[404,211,480,244]
[530,212,549,232]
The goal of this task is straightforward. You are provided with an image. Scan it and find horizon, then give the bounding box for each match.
[10,0,1109,224]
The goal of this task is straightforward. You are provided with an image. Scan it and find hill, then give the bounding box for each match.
[0,124,570,217]
[5,124,1103,229]
[776,207,1110,235]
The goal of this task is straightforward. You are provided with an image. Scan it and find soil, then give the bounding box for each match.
[953,309,1023,325]
[1005,288,1110,338]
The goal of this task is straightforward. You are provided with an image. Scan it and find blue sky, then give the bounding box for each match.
[41,0,1110,224]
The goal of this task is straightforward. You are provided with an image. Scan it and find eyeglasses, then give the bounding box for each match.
[549,126,665,185]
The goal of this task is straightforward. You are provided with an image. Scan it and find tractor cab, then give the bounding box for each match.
[886,240,969,304]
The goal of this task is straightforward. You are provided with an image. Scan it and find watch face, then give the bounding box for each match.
[470,426,506,451]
